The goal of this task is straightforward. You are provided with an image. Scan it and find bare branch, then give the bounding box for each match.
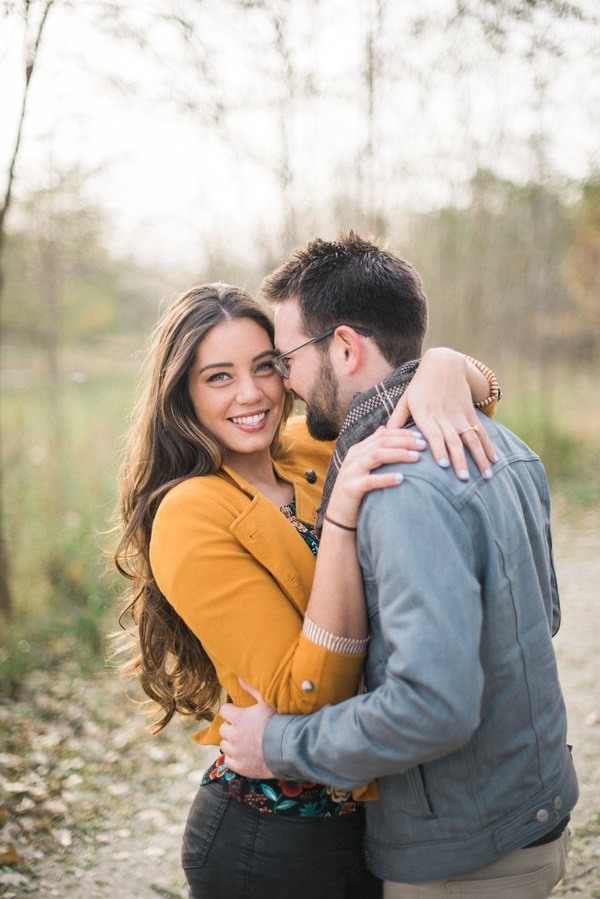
[0,0,56,231]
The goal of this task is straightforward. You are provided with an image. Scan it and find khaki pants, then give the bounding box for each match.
[384,828,568,898]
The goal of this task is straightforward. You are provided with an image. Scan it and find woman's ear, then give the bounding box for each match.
[330,326,363,375]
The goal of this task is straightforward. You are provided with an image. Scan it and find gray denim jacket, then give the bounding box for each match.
[264,414,579,882]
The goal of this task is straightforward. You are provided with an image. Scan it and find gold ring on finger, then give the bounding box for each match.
[459,426,479,437]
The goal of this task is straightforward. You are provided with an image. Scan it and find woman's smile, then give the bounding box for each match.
[229,410,269,429]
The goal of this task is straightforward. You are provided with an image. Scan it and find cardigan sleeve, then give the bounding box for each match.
[149,482,365,718]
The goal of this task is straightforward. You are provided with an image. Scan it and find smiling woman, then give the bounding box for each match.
[186,318,287,493]
[112,281,499,898]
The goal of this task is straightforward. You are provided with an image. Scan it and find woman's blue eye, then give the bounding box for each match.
[256,361,275,373]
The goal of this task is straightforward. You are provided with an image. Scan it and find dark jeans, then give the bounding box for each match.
[182,781,382,898]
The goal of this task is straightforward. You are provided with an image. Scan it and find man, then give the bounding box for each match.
[220,231,578,897]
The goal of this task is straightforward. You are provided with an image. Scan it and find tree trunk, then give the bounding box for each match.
[0,246,12,616]
[0,0,56,617]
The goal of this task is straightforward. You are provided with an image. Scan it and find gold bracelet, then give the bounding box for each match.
[323,513,357,532]
[466,356,502,409]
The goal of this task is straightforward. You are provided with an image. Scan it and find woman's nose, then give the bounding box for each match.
[236,376,263,403]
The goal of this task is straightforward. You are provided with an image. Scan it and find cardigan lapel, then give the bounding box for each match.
[220,466,317,617]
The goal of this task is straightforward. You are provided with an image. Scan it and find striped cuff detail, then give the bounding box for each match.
[302,615,369,656]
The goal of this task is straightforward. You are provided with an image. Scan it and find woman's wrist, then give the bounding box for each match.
[323,512,357,532]
[465,356,502,409]
[423,348,499,407]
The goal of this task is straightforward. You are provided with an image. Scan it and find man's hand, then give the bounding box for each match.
[219,681,276,778]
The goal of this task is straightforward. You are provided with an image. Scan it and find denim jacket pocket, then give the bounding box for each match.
[415,765,436,817]
[375,767,438,845]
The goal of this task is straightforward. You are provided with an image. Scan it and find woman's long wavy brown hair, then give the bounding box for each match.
[113,283,293,733]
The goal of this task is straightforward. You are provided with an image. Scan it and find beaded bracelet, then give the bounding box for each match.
[466,356,502,410]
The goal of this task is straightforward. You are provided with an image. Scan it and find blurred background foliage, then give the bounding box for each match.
[1,0,599,690]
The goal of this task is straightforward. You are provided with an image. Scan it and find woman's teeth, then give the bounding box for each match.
[230,412,267,425]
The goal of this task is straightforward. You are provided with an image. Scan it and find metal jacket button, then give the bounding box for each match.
[536,808,549,823]
[305,469,317,483]
[301,680,314,692]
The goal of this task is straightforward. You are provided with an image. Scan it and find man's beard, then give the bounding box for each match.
[305,358,342,442]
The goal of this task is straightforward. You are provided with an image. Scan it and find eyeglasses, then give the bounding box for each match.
[270,325,373,379]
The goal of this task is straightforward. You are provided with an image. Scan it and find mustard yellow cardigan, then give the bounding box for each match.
[149,418,365,749]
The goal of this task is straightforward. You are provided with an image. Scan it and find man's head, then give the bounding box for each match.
[262,231,429,439]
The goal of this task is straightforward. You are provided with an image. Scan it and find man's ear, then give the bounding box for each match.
[330,326,363,375]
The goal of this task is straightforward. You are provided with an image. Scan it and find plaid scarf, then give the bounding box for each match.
[316,359,420,532]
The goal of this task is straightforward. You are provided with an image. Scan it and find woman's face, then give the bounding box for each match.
[187,317,285,465]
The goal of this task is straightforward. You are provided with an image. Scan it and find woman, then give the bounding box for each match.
[114,283,499,898]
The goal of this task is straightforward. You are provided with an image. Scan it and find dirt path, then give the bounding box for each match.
[1,512,599,898]
[550,510,600,897]
[0,666,208,897]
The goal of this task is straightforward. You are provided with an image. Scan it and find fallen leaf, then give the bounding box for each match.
[63,774,83,789]
[44,798,68,817]
[51,829,73,848]
[3,783,27,794]
[107,783,130,796]
[0,846,26,866]
[0,870,30,888]
[15,797,35,813]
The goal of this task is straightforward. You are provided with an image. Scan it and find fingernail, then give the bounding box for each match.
[439,457,450,469]
[416,439,427,449]
[483,468,493,479]
[459,469,470,480]
[394,473,404,483]
[408,450,421,459]
[492,453,500,463]
[413,430,423,438]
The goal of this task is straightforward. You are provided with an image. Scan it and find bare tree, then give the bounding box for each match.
[359,0,387,232]
[0,0,56,618]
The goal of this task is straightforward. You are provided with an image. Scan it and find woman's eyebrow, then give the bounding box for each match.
[198,349,276,374]
[198,361,233,374]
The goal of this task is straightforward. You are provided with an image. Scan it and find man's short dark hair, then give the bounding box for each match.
[261,230,429,367]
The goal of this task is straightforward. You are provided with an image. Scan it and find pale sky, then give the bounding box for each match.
[1,0,599,271]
